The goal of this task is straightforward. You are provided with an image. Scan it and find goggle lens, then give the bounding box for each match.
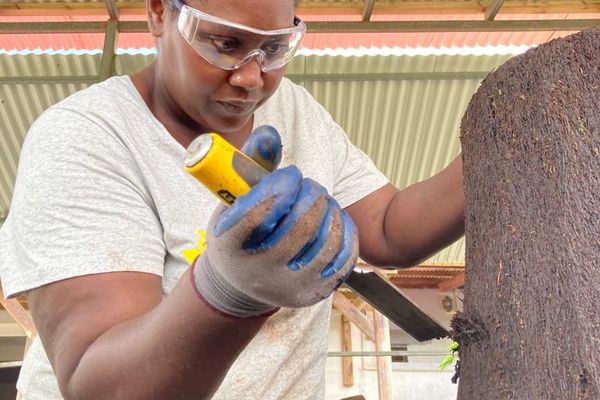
[178,5,305,72]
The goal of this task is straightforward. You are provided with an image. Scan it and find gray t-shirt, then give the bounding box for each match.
[0,75,388,399]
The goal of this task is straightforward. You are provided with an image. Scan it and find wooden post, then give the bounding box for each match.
[333,292,375,342]
[458,29,600,399]
[341,315,354,387]
[373,309,393,400]
[0,288,35,339]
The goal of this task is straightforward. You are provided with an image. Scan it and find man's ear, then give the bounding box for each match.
[146,0,169,37]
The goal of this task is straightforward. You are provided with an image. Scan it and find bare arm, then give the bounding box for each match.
[29,270,266,400]
[346,156,464,267]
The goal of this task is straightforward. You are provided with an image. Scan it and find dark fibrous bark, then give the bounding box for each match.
[457,28,600,399]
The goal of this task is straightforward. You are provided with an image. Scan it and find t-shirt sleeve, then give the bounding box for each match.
[327,117,390,208]
[0,107,166,298]
[267,79,389,209]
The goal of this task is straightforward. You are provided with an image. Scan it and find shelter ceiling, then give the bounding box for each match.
[1,0,599,23]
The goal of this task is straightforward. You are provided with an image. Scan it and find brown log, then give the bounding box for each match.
[457,28,600,399]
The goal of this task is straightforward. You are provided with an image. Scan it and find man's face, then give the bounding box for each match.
[157,0,297,135]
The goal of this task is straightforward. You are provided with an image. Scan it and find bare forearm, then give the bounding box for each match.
[348,156,464,267]
[59,271,266,400]
[383,156,464,266]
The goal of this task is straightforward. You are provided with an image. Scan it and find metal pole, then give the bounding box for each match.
[327,351,449,357]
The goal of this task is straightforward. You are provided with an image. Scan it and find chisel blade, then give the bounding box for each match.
[343,269,449,342]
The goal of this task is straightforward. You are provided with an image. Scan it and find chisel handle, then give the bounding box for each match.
[184,133,268,206]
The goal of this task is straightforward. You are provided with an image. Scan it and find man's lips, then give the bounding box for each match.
[216,100,257,115]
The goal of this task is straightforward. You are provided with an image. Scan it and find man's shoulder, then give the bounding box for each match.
[46,75,141,121]
[24,75,147,154]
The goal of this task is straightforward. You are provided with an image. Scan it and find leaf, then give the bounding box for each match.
[439,354,456,370]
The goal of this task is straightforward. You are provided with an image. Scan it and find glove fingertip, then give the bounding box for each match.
[215,167,303,241]
[320,210,359,278]
[242,125,283,172]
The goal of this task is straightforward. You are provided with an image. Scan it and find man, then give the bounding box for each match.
[0,0,464,398]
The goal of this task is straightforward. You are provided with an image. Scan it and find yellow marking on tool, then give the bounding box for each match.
[182,229,207,264]
[184,133,267,206]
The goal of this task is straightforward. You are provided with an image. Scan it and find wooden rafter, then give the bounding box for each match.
[1,17,599,34]
[299,1,600,15]
[99,19,119,80]
[361,0,375,22]
[304,19,600,33]
[485,0,506,21]
[1,1,600,17]
[104,0,119,20]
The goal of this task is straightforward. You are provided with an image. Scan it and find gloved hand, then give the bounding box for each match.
[191,125,358,317]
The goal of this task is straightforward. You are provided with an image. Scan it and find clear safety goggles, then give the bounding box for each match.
[176,2,306,72]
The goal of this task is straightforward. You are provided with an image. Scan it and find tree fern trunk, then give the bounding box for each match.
[457,29,600,400]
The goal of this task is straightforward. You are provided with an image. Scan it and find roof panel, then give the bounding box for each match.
[0,50,527,263]
[0,28,588,52]
[0,52,98,217]
[1,0,597,260]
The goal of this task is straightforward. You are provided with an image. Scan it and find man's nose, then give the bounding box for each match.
[229,53,265,91]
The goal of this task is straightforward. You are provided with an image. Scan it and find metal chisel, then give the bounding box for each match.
[184,131,449,341]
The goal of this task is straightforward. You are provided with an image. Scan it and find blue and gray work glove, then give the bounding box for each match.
[192,126,359,317]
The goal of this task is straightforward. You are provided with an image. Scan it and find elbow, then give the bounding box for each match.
[59,368,135,400]
[358,248,423,270]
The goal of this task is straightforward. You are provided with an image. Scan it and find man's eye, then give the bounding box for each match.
[209,36,240,52]
[263,42,288,55]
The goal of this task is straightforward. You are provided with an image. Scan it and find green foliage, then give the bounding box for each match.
[438,341,460,370]
[439,354,455,370]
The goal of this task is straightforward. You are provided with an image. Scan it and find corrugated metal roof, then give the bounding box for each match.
[0,54,96,220]
[0,50,522,263]
[2,10,599,50]
[1,25,595,52]
[3,0,599,12]
[0,0,598,264]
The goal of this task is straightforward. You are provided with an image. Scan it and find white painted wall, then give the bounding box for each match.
[0,310,26,363]
[325,289,461,400]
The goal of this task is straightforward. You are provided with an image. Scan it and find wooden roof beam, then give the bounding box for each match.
[2,1,600,17]
[0,2,145,17]
[299,1,600,16]
[99,19,118,80]
[362,0,375,22]
[2,18,600,34]
[105,0,119,20]
[486,0,505,21]
[306,19,600,33]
